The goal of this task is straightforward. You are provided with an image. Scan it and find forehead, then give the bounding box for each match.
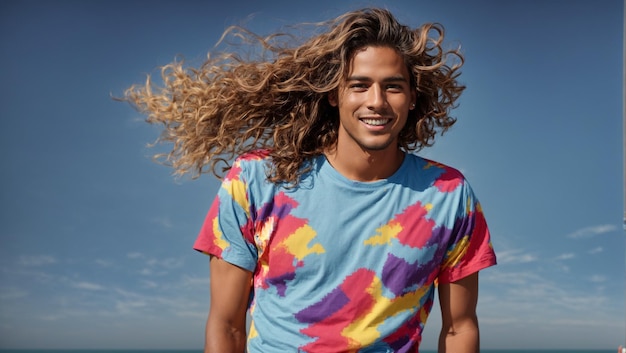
[345,46,410,79]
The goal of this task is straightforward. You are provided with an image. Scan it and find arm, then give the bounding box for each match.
[437,272,480,353]
[205,255,252,353]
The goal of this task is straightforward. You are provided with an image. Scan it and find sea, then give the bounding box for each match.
[0,347,617,353]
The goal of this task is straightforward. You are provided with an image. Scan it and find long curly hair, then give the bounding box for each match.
[122,7,465,185]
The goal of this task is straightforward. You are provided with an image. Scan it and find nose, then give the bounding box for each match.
[366,84,387,110]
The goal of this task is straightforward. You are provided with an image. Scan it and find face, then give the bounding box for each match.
[329,46,416,154]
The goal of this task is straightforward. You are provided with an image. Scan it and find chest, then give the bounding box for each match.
[249,185,456,295]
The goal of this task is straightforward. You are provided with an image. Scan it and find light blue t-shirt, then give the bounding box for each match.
[194,150,496,352]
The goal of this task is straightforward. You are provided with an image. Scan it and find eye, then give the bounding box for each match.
[386,84,403,92]
[349,83,368,90]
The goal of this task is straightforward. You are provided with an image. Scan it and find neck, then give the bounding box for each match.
[324,146,405,182]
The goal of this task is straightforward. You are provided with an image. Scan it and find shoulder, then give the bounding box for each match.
[422,157,465,180]
[222,149,272,184]
[232,149,272,170]
[407,154,467,187]
[235,149,272,164]
[409,154,468,193]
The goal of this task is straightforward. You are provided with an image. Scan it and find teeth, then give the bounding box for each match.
[362,119,389,126]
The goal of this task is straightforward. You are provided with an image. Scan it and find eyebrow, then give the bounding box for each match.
[346,75,409,83]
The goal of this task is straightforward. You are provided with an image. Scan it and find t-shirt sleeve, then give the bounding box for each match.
[437,180,497,284]
[193,160,258,273]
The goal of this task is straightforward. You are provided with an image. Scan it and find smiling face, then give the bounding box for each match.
[329,46,416,156]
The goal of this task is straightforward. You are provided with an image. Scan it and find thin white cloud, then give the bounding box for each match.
[139,268,158,276]
[589,246,603,254]
[127,252,144,259]
[128,252,183,269]
[160,258,184,269]
[18,255,57,267]
[493,249,538,264]
[589,275,607,283]
[133,255,186,276]
[34,293,195,324]
[140,280,159,289]
[555,253,575,261]
[175,310,207,319]
[181,275,209,288]
[549,317,622,328]
[151,216,174,229]
[566,224,618,239]
[130,115,145,124]
[125,113,153,129]
[110,287,207,318]
[115,299,148,314]
[481,270,537,286]
[72,281,105,291]
[479,266,617,334]
[95,259,115,267]
[0,286,28,300]
[478,317,520,325]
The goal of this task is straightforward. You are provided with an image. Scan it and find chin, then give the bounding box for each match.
[359,141,395,152]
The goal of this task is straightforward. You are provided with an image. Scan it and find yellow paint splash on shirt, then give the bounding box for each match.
[280,224,325,259]
[442,235,470,269]
[341,276,430,347]
[248,320,258,339]
[223,178,250,218]
[212,217,230,250]
[363,203,432,246]
[364,221,403,246]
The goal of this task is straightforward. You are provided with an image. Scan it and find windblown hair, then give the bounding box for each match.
[123,7,465,185]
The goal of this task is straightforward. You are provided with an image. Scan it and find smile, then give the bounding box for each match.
[361,118,391,126]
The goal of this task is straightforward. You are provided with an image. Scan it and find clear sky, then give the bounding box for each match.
[0,0,623,350]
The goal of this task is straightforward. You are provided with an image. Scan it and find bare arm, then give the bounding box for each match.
[205,256,252,353]
[437,272,480,353]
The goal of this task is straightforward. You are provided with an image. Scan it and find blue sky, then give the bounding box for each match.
[0,0,623,350]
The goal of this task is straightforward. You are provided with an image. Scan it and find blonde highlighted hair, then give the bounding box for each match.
[123,7,465,185]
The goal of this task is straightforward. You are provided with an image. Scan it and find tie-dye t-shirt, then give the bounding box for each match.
[193,150,496,353]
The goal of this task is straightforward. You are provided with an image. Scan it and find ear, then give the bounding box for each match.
[328,90,338,107]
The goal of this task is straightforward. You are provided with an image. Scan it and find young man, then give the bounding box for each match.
[125,7,496,353]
